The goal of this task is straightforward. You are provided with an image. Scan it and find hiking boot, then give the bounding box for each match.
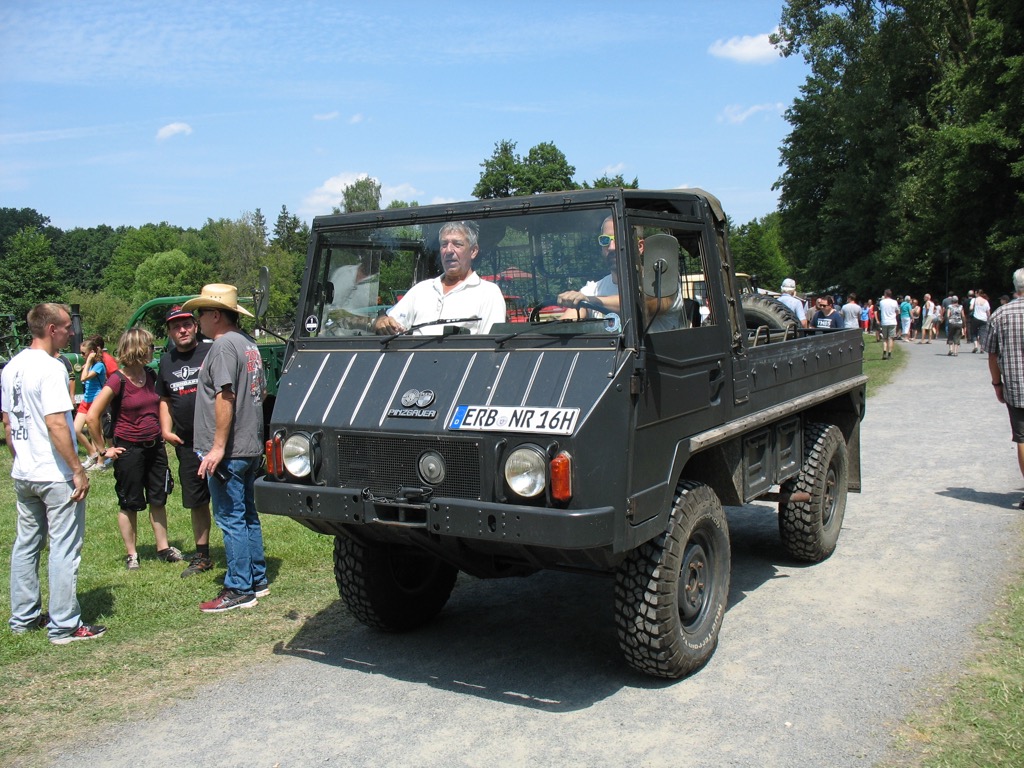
[180,553,214,578]
[125,554,140,571]
[157,546,184,563]
[253,581,270,597]
[50,624,107,645]
[200,589,257,613]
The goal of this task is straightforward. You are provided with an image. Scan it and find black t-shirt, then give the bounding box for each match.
[156,340,211,441]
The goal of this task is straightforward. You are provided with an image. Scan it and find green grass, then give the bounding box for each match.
[0,445,340,768]
[2,339,1021,768]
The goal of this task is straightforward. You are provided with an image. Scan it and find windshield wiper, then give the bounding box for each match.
[380,316,481,346]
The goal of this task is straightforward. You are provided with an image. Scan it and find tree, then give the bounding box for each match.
[473,140,520,199]
[334,176,382,214]
[103,223,183,295]
[0,208,49,261]
[67,288,133,343]
[206,212,269,292]
[0,227,64,333]
[729,212,792,290]
[583,173,639,189]
[516,142,578,195]
[473,139,580,198]
[51,225,122,292]
[132,249,213,305]
[774,0,1023,298]
[272,205,309,255]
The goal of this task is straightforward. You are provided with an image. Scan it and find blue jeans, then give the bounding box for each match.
[208,457,266,593]
[9,479,85,640]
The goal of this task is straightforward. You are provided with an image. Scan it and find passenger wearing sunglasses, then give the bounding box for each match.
[556,216,682,332]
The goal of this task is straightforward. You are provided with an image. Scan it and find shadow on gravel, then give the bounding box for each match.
[272,506,799,712]
[937,485,1022,510]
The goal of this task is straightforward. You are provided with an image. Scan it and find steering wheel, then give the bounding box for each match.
[528,298,606,323]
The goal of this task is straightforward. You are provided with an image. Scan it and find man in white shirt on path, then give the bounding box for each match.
[878,288,901,360]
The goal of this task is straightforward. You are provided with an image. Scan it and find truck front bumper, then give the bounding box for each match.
[255,478,617,551]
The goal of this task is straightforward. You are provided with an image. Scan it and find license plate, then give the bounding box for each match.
[448,405,580,435]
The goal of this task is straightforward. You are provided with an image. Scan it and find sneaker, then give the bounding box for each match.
[253,581,270,597]
[180,553,214,578]
[200,589,257,613]
[82,455,95,469]
[157,546,184,563]
[125,554,140,571]
[50,624,107,645]
[86,459,106,472]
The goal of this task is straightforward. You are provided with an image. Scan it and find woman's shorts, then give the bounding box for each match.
[113,438,171,512]
[76,401,92,415]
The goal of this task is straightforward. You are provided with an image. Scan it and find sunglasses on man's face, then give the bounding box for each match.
[597,234,615,247]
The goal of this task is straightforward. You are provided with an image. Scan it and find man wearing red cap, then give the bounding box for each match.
[156,305,214,577]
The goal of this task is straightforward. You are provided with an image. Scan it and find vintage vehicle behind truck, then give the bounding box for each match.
[255,189,865,678]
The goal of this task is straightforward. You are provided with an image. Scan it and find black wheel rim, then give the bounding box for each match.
[821,462,838,528]
[678,531,715,629]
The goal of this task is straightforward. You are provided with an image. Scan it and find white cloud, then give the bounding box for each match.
[302,171,373,216]
[381,182,423,206]
[708,30,781,64]
[600,163,626,176]
[156,122,192,140]
[718,103,786,124]
[348,113,365,125]
[313,110,339,121]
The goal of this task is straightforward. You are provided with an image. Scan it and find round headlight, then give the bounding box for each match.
[282,433,313,478]
[504,446,547,498]
[417,451,446,485]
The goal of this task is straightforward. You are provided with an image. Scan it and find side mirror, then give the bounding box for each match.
[641,233,680,299]
[255,266,271,319]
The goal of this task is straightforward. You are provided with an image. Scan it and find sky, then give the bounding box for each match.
[0,1,810,232]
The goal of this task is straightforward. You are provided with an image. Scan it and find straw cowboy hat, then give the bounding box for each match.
[182,284,254,317]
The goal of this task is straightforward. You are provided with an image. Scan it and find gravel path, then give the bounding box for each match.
[50,337,1023,768]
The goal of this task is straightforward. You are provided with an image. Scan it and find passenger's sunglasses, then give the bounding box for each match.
[597,234,615,247]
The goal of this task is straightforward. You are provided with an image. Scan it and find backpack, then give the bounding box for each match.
[947,305,964,327]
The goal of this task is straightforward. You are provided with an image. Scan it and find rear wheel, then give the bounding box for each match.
[779,422,848,562]
[614,481,731,678]
[333,535,458,631]
[741,294,798,331]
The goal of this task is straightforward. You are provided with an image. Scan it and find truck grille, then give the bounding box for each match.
[336,434,483,500]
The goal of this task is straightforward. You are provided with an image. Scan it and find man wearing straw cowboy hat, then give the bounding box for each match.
[183,284,269,612]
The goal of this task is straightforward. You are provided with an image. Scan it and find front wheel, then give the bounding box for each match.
[778,422,848,562]
[333,535,458,632]
[614,481,731,678]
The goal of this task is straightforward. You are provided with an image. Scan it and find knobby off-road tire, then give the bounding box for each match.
[740,293,798,331]
[333,535,458,632]
[778,422,848,562]
[614,481,731,679]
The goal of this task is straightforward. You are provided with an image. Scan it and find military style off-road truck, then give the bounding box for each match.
[255,189,865,678]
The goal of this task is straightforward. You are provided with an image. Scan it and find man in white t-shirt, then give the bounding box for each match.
[556,217,684,333]
[840,293,862,329]
[374,221,506,336]
[878,288,901,360]
[778,278,808,328]
[1,303,105,644]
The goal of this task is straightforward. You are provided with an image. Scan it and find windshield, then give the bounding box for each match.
[301,208,626,339]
